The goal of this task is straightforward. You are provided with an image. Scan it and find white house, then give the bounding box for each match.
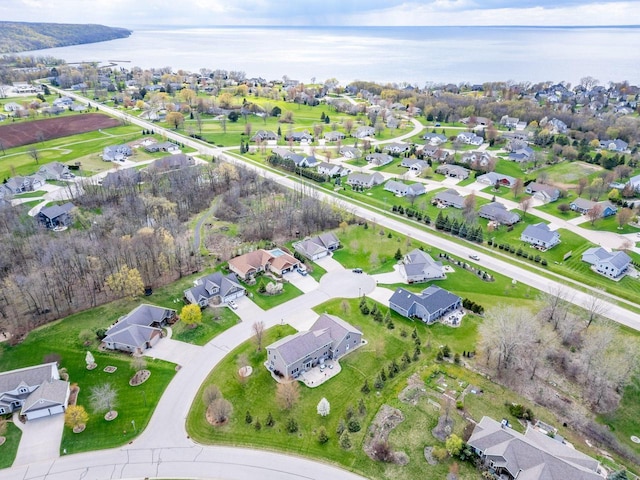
[520,223,560,250]
[581,247,631,280]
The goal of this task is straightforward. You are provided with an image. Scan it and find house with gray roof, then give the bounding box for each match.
[101,168,141,189]
[103,144,133,162]
[521,223,560,250]
[479,202,520,226]
[399,249,445,283]
[103,304,177,354]
[293,232,340,260]
[477,172,517,188]
[569,198,617,217]
[508,146,535,162]
[147,153,195,172]
[317,162,348,177]
[339,146,362,159]
[324,131,346,142]
[399,158,429,173]
[365,152,393,166]
[525,182,560,203]
[145,141,180,153]
[581,247,631,280]
[383,142,410,154]
[347,172,384,189]
[284,131,313,143]
[250,130,278,142]
[184,272,245,307]
[37,162,72,180]
[435,164,470,180]
[37,202,74,229]
[353,126,376,138]
[389,285,461,324]
[468,416,601,480]
[3,176,32,195]
[384,180,426,197]
[422,133,447,145]
[0,362,70,420]
[433,189,465,209]
[456,131,483,146]
[266,314,362,379]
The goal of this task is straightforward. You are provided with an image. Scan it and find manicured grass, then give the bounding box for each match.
[185,302,479,480]
[580,214,640,234]
[0,420,22,468]
[493,159,528,178]
[172,307,240,346]
[13,190,47,198]
[244,279,304,309]
[307,262,327,282]
[534,200,581,220]
[536,161,604,186]
[0,124,144,179]
[0,304,176,455]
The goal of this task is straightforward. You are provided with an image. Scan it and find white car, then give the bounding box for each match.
[469,254,480,261]
[228,300,238,310]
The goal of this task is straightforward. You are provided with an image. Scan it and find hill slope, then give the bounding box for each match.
[0,21,132,54]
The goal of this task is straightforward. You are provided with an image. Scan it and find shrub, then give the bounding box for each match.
[317,426,329,444]
[245,410,253,424]
[361,380,370,394]
[286,418,298,433]
[339,431,352,449]
[347,419,361,432]
[372,441,395,462]
[336,419,345,435]
[265,412,275,427]
[432,446,449,462]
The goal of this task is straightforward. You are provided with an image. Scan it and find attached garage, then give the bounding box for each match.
[21,380,70,421]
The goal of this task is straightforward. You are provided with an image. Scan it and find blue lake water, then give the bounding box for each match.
[20,26,640,86]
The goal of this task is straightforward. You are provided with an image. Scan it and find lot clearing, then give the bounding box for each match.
[0,113,120,149]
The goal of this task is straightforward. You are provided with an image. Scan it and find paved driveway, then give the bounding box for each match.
[283,270,320,293]
[372,264,404,285]
[318,270,376,298]
[144,338,201,366]
[233,296,264,322]
[12,413,64,466]
[314,255,345,272]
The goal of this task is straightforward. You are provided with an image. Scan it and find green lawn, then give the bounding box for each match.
[493,159,529,178]
[0,304,176,455]
[0,124,145,179]
[244,279,304,309]
[580,214,640,234]
[534,200,581,220]
[185,302,480,480]
[536,161,604,186]
[0,421,22,468]
[599,376,640,459]
[172,306,240,346]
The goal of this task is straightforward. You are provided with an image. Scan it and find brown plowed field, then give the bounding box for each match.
[0,113,121,149]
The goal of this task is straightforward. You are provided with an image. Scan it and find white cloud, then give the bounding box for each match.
[3,0,640,26]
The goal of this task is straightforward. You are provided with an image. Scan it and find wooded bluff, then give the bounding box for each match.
[0,21,131,54]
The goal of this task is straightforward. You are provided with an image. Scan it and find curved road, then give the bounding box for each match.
[7,87,634,480]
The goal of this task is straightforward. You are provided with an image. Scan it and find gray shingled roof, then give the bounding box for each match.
[0,363,57,394]
[21,379,69,413]
[267,314,360,366]
[389,286,459,317]
[38,202,74,220]
[521,223,558,244]
[468,417,600,480]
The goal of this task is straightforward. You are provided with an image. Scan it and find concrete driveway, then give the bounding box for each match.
[283,270,319,293]
[314,255,345,272]
[233,296,264,322]
[13,413,64,466]
[144,338,201,366]
[372,264,405,285]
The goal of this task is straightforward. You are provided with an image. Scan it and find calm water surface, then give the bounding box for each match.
[21,26,640,85]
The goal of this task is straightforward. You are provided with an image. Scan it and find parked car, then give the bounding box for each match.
[352,268,363,274]
[296,267,307,276]
[228,300,238,310]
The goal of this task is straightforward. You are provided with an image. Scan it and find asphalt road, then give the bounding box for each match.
[54,87,640,330]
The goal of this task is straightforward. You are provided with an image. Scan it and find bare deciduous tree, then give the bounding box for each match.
[586,204,603,226]
[208,398,233,424]
[519,196,533,219]
[276,381,300,410]
[202,384,222,407]
[252,320,265,351]
[583,289,607,329]
[89,383,118,415]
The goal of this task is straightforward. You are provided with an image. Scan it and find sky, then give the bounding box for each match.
[4,0,640,27]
